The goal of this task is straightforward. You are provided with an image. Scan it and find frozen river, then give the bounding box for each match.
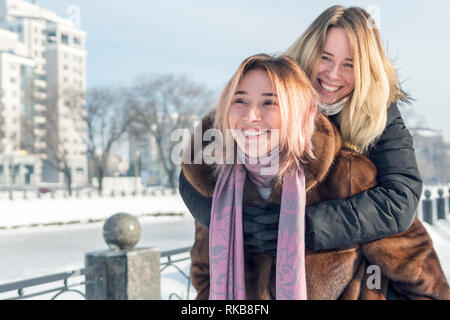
[0,216,196,284]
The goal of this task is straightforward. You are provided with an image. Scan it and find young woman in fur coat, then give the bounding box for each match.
[179,6,439,299]
[181,54,449,300]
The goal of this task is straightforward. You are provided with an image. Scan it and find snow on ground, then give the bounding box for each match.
[0,192,187,229]
[422,216,450,282]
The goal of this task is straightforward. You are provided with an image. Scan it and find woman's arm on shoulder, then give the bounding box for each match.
[306,103,423,251]
[179,170,212,230]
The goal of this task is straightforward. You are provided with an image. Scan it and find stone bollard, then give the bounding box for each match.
[85,213,160,300]
[437,189,446,220]
[422,190,433,225]
[448,187,450,213]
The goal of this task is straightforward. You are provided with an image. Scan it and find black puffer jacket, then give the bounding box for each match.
[179,102,423,252]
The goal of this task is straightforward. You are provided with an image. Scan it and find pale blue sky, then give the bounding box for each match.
[36,0,450,139]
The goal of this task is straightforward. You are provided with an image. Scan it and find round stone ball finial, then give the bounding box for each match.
[103,213,142,251]
[424,190,432,199]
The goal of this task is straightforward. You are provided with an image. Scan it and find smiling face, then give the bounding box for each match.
[313,27,355,105]
[227,69,281,157]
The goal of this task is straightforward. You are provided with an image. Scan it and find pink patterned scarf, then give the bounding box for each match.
[209,148,307,300]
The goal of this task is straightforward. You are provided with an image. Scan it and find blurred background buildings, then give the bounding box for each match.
[0,0,87,189]
[0,0,448,195]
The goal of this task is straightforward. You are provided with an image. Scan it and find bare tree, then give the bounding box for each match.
[129,74,214,188]
[43,88,87,195]
[85,87,131,194]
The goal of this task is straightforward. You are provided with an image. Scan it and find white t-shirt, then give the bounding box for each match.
[256,186,271,200]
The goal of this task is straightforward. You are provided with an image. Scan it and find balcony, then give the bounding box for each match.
[33,92,46,100]
[34,116,46,125]
[33,128,46,137]
[34,104,46,112]
[34,141,47,150]
[34,78,47,88]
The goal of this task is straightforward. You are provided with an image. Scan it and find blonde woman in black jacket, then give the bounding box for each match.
[179,6,422,256]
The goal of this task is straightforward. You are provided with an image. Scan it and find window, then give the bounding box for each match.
[10,77,16,83]
[64,65,68,70]
[47,31,56,44]
[61,34,69,45]
[73,37,81,45]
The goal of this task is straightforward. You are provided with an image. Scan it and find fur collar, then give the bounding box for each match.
[182,111,342,198]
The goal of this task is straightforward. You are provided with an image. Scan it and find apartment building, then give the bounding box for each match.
[0,27,38,185]
[0,0,87,187]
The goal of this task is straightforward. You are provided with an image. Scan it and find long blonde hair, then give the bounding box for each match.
[215,54,318,183]
[285,5,406,153]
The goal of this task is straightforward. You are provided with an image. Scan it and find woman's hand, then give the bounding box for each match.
[243,203,280,256]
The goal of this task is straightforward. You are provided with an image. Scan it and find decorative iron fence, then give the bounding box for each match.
[0,247,192,300]
[0,265,104,300]
[160,246,192,300]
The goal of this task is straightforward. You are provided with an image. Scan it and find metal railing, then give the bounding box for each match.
[160,246,192,300]
[0,246,192,300]
[0,265,104,300]
[419,186,450,225]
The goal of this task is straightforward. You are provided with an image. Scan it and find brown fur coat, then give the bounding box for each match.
[182,112,450,300]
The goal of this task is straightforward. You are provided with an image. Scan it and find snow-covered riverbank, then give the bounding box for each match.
[0,193,188,230]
